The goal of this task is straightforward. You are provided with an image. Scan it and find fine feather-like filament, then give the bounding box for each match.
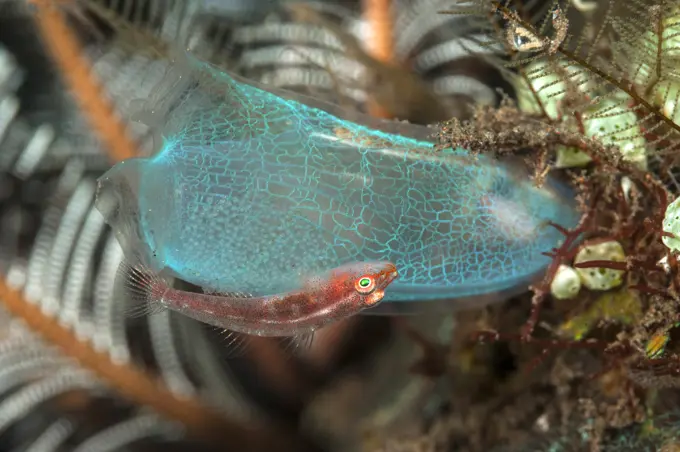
[447,0,680,173]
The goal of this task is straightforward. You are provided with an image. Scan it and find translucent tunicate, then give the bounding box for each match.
[95,51,580,313]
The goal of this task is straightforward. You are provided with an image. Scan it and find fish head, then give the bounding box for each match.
[330,261,399,307]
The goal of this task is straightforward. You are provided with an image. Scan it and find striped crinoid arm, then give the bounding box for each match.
[0,166,305,451]
[394,0,553,114]
[0,2,316,451]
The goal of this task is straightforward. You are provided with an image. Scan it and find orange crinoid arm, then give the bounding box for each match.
[362,0,395,118]
[17,3,306,450]
[32,0,138,162]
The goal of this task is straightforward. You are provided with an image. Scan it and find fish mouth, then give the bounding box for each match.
[378,263,399,286]
[365,289,386,306]
[363,265,397,306]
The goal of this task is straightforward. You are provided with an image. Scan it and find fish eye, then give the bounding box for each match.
[355,275,376,294]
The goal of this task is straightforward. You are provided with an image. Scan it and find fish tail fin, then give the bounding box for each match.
[116,259,170,318]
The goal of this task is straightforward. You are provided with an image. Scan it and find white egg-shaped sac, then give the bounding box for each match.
[573,240,626,291]
[550,264,582,300]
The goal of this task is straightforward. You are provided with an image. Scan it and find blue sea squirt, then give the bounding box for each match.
[95,51,580,313]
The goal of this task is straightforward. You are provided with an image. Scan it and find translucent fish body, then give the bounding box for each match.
[96,52,580,312]
[123,260,398,337]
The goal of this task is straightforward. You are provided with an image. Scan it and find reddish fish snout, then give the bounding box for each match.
[378,263,399,287]
[363,263,399,306]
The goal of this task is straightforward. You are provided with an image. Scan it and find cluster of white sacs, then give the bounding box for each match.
[550,240,627,300]
[551,194,680,300]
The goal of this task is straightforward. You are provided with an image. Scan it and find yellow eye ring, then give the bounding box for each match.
[355,276,376,294]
